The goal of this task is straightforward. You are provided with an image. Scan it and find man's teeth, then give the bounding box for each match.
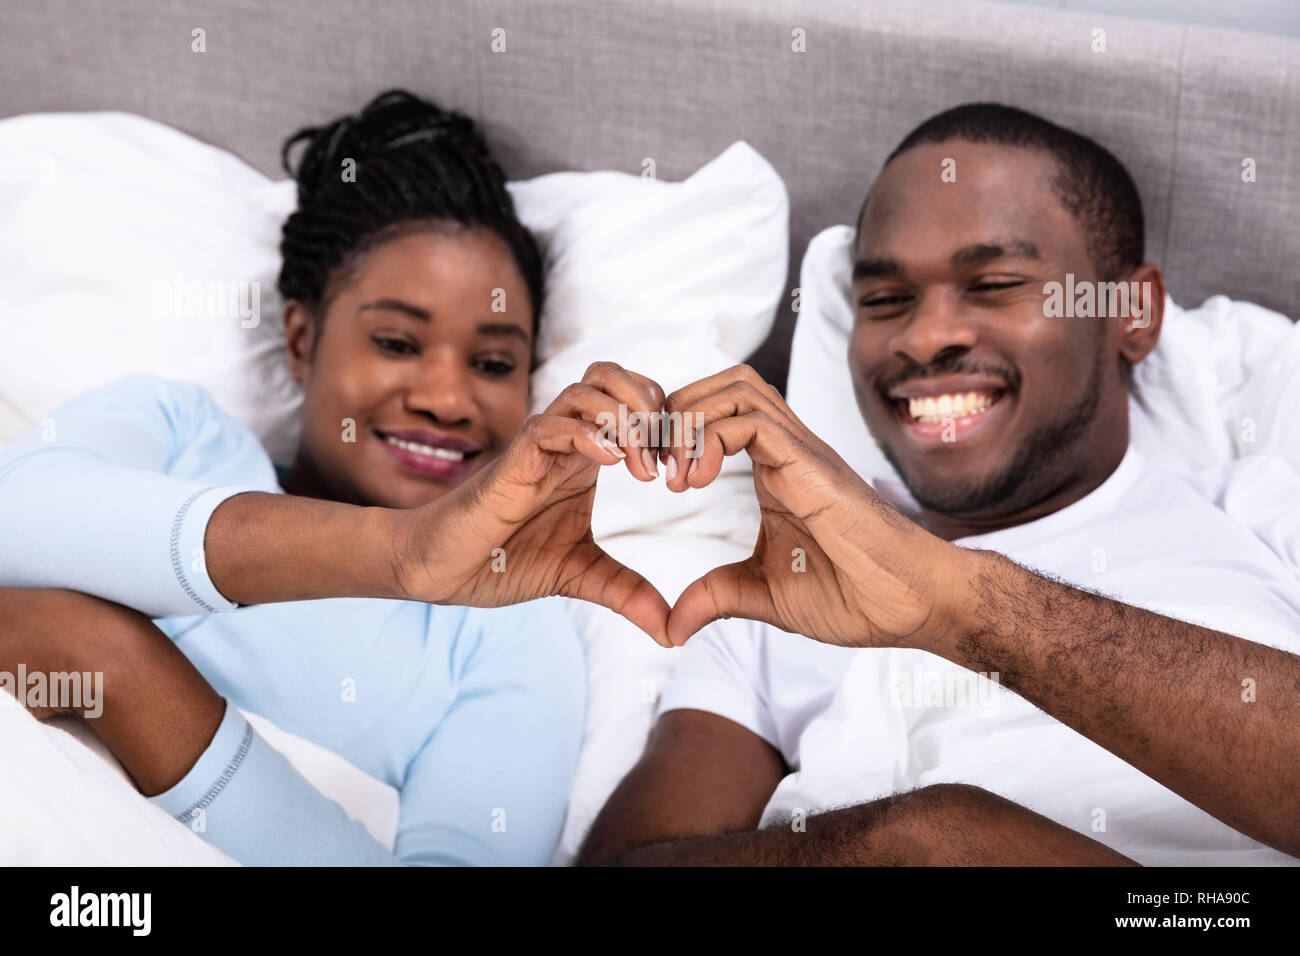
[906,391,999,423]
[383,434,466,461]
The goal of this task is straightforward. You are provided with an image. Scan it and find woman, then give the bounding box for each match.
[0,90,670,866]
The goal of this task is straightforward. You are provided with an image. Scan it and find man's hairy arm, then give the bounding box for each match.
[936,549,1300,858]
[578,709,1134,866]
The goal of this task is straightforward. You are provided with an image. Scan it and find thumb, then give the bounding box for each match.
[667,558,774,647]
[561,543,673,647]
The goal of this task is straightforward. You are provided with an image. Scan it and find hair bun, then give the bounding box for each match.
[281,89,490,201]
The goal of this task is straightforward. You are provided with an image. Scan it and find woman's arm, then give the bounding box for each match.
[2,586,416,865]
[0,375,281,617]
[0,365,673,642]
[1,587,584,866]
[0,587,223,792]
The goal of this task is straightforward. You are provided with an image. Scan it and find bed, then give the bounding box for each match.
[1,0,1296,866]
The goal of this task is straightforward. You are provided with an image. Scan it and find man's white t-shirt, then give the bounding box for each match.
[657,447,1300,865]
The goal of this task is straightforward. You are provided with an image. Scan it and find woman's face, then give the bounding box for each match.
[283,226,534,510]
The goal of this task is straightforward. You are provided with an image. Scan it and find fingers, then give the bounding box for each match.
[536,362,807,492]
[561,544,673,647]
[584,363,666,482]
[543,386,632,457]
[543,362,669,482]
[665,409,803,495]
[661,365,804,493]
[665,558,775,646]
[664,364,796,429]
[504,415,626,494]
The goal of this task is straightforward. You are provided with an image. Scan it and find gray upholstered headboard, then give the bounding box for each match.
[3,0,1296,387]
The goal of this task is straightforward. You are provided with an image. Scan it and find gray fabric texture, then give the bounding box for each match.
[2,0,1295,386]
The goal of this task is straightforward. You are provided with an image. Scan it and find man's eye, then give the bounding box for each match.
[859,294,912,308]
[968,280,1025,293]
[373,336,417,355]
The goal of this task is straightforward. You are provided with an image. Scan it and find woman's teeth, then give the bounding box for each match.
[906,391,999,423]
[383,434,466,461]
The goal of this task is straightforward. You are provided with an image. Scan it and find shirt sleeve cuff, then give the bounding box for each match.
[169,485,257,613]
[658,667,784,753]
[149,698,253,825]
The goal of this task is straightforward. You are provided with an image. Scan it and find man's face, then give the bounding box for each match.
[849,140,1131,524]
[286,227,533,510]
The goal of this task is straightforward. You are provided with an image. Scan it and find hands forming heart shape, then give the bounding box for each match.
[392,362,970,651]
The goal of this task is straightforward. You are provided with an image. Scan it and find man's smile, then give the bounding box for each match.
[883,374,1014,448]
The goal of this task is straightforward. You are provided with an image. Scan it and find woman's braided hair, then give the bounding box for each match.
[277,89,544,338]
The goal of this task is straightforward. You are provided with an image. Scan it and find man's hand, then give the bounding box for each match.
[394,362,675,646]
[660,364,970,649]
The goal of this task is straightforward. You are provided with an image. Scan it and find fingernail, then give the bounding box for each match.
[665,455,679,481]
[641,449,657,477]
[687,457,699,480]
[598,438,626,458]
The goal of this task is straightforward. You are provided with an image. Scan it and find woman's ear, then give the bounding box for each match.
[283,300,313,384]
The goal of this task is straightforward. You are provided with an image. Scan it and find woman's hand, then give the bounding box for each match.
[392,362,676,646]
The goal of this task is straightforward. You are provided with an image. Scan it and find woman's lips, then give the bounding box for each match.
[374,428,481,480]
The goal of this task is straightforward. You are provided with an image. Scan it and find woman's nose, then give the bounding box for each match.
[404,352,476,425]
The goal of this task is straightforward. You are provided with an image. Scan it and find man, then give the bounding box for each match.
[578,103,1300,866]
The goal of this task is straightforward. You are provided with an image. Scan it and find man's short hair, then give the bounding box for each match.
[872,102,1145,282]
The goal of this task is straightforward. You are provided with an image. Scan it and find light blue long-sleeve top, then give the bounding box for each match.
[0,374,585,866]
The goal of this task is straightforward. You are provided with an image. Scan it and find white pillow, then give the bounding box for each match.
[0,112,302,462]
[787,225,1300,502]
[0,112,783,550]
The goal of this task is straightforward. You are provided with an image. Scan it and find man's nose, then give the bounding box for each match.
[889,288,979,367]
[405,351,476,425]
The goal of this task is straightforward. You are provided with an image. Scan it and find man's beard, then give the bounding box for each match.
[881,349,1105,518]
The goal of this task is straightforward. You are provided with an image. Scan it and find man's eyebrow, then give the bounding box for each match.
[951,240,1041,267]
[852,257,902,281]
[358,298,431,321]
[477,322,529,343]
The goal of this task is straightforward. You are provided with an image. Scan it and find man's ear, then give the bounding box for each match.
[283,300,314,384]
[1118,263,1164,371]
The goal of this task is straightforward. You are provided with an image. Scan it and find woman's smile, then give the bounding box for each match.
[373,425,484,480]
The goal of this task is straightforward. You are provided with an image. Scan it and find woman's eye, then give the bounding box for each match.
[373,336,417,356]
[474,357,517,376]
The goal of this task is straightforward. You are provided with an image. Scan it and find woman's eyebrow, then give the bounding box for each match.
[477,322,529,342]
[358,298,431,321]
